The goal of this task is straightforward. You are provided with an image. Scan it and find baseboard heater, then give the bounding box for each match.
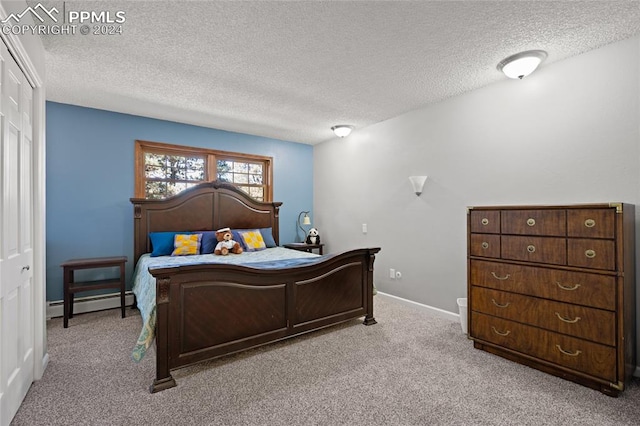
[47,291,135,320]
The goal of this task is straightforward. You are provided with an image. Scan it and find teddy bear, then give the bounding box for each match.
[214,227,243,255]
[305,228,320,245]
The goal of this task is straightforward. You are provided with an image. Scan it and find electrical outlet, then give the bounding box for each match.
[389,268,395,279]
[362,223,368,234]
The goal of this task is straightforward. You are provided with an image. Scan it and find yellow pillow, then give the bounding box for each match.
[171,234,202,256]
[240,230,266,252]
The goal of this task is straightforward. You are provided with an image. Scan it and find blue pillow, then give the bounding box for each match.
[259,227,277,248]
[200,231,218,254]
[149,232,179,257]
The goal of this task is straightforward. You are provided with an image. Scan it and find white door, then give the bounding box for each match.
[0,40,34,426]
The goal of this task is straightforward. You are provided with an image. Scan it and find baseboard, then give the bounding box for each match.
[376,292,459,322]
[47,291,134,320]
[37,353,50,381]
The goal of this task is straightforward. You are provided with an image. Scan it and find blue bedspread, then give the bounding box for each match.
[131,247,322,362]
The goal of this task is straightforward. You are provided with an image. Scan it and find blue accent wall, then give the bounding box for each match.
[46,102,313,301]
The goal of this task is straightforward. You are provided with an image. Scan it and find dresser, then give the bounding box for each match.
[467,203,635,396]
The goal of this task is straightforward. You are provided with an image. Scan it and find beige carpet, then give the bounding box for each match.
[12,295,640,425]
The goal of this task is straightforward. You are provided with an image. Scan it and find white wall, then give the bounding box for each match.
[314,36,640,317]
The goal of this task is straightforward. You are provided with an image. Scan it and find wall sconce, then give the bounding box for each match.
[497,50,547,79]
[331,125,354,138]
[298,210,311,242]
[409,176,428,196]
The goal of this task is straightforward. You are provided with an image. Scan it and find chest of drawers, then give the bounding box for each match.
[467,203,635,396]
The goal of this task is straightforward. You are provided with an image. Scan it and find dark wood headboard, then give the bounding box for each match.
[130,181,282,264]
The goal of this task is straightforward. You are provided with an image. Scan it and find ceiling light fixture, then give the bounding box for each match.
[331,125,354,138]
[497,50,548,79]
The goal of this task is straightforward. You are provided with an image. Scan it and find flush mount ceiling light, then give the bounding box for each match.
[497,50,548,79]
[331,125,354,138]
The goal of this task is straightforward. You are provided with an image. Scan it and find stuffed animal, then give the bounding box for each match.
[305,228,320,245]
[214,227,243,255]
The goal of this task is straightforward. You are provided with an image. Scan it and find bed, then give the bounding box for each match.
[130,181,380,393]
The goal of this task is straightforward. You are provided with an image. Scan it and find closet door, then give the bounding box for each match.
[0,40,34,426]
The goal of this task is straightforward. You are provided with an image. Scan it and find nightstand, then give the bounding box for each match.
[61,256,127,328]
[283,243,324,255]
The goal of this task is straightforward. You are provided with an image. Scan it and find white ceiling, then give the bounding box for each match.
[28,1,640,144]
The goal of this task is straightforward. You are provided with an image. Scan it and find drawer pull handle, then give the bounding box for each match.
[491,272,511,281]
[527,245,536,253]
[21,265,30,272]
[556,282,581,291]
[481,242,489,249]
[555,312,581,324]
[555,344,582,357]
[492,299,510,308]
[585,249,596,259]
[491,326,510,337]
[526,218,536,226]
[481,218,489,226]
[584,219,596,228]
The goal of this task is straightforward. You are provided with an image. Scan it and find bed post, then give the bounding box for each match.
[363,248,379,325]
[150,276,176,393]
[131,203,143,265]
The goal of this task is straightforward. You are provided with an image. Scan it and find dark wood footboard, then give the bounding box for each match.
[148,247,380,393]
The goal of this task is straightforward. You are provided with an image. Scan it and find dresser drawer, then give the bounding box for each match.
[501,236,566,265]
[471,287,615,346]
[567,209,615,239]
[568,239,616,271]
[469,234,500,258]
[501,210,566,236]
[469,210,500,234]
[471,312,616,382]
[469,260,615,310]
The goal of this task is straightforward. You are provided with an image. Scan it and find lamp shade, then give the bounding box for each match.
[409,175,428,196]
[297,211,311,242]
[331,125,354,138]
[497,50,547,79]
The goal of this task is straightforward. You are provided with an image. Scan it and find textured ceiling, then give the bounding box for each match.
[27,1,640,144]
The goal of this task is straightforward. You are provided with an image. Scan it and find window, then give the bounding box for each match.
[142,151,205,199]
[217,158,266,201]
[135,140,272,201]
